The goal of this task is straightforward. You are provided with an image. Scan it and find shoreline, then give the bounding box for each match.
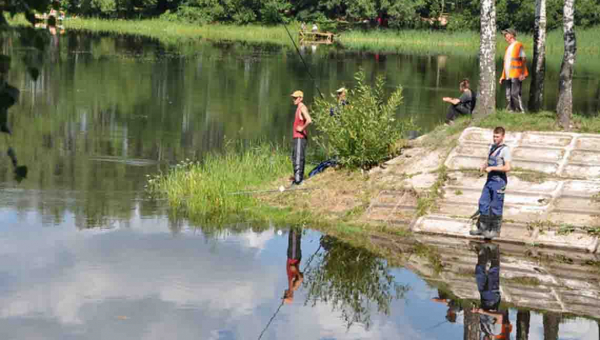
[11,16,600,61]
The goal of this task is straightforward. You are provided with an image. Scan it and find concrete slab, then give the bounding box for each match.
[368,127,600,253]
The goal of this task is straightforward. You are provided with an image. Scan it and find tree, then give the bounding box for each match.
[463,307,480,340]
[474,0,496,119]
[528,0,547,112]
[542,312,561,340]
[516,310,531,340]
[556,0,576,129]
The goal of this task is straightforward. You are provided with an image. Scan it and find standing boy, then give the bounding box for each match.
[290,90,312,185]
[471,127,512,238]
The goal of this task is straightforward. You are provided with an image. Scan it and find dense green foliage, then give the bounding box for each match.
[33,0,600,32]
[312,70,415,169]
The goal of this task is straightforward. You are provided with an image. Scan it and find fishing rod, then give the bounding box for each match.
[281,20,325,100]
[257,236,323,340]
[228,185,315,196]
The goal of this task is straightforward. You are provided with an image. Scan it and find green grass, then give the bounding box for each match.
[10,15,600,63]
[146,141,290,225]
[12,16,299,46]
[416,165,449,217]
[475,110,600,133]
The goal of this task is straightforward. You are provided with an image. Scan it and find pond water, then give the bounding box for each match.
[0,30,599,339]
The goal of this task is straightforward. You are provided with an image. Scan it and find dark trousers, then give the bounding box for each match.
[291,138,307,184]
[475,243,500,309]
[478,179,506,216]
[445,104,470,123]
[504,79,525,113]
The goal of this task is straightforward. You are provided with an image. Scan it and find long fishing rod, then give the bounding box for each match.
[281,21,325,100]
[257,237,323,340]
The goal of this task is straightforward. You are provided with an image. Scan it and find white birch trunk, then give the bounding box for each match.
[557,0,576,129]
[474,0,496,118]
[529,0,547,112]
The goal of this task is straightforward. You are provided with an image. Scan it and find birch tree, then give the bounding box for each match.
[516,310,531,340]
[474,0,496,119]
[463,308,480,340]
[556,0,576,129]
[528,0,547,112]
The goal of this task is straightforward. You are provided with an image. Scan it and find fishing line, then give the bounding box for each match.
[257,237,323,340]
[281,21,325,100]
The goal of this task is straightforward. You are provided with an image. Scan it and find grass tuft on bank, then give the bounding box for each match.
[146,141,289,224]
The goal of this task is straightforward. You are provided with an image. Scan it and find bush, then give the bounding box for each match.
[312,70,416,169]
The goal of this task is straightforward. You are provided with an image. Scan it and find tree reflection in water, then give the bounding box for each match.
[0,54,27,182]
[303,235,409,330]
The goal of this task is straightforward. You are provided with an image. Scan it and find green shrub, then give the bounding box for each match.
[312,70,415,169]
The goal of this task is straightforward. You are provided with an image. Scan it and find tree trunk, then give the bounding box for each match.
[556,0,576,129]
[516,310,531,340]
[463,307,480,340]
[474,0,496,119]
[529,0,547,112]
[543,313,561,340]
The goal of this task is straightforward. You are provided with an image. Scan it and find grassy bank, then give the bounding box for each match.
[146,142,290,225]
[422,110,600,149]
[11,16,600,59]
[149,110,599,229]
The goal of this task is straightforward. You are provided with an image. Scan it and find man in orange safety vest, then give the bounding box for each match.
[499,28,528,113]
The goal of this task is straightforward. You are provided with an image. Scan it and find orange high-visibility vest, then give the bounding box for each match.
[500,41,528,81]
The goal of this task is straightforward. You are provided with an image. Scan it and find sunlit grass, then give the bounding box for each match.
[10,15,600,61]
[65,17,298,46]
[475,110,600,133]
[146,141,290,224]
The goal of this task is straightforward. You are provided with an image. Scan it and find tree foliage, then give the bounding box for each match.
[312,70,415,169]
[18,0,600,31]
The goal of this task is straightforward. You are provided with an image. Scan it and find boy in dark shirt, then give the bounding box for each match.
[444,78,473,124]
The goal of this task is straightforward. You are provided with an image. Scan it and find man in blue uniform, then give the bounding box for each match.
[470,127,512,239]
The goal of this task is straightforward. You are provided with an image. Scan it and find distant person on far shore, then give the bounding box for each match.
[444,78,473,125]
[311,23,318,32]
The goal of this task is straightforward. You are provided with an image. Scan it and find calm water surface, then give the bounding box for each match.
[0,30,599,339]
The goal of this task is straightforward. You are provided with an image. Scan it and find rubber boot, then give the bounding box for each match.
[483,215,502,239]
[470,215,491,236]
[469,210,483,236]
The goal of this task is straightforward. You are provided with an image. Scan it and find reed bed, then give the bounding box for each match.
[146,142,290,224]
[64,17,297,46]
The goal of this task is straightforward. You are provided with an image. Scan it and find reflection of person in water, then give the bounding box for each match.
[431,289,463,323]
[472,242,512,339]
[283,227,304,304]
[0,55,27,182]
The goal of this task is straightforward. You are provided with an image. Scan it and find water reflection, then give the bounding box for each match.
[284,227,304,304]
[304,235,409,330]
[0,54,27,182]
[471,241,511,339]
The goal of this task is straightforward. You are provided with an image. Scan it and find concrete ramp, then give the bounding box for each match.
[444,128,600,178]
[369,127,600,253]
